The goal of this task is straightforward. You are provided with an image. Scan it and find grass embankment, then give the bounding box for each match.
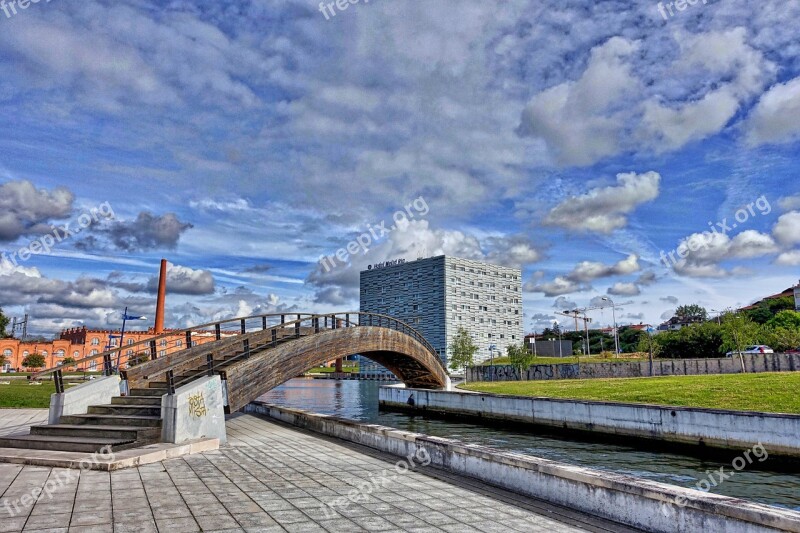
[0,380,57,408]
[461,372,800,414]
[481,355,650,366]
[306,366,359,374]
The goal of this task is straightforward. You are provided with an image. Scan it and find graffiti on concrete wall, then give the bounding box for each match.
[187,392,208,417]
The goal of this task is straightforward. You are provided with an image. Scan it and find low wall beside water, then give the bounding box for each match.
[467,352,800,382]
[379,386,800,458]
[246,402,800,533]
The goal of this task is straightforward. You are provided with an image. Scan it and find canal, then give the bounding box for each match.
[258,378,800,511]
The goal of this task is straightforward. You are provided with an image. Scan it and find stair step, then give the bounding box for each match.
[31,425,159,440]
[129,388,167,397]
[88,405,161,416]
[111,396,162,406]
[0,435,133,453]
[59,414,162,428]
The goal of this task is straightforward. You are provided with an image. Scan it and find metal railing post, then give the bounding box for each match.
[150,339,158,360]
[103,353,113,376]
[185,331,192,349]
[215,323,221,341]
[243,338,251,358]
[240,319,246,335]
[271,328,277,346]
[313,317,320,334]
[54,369,64,394]
[262,316,268,330]
[207,353,214,376]
[166,370,176,395]
[295,321,300,338]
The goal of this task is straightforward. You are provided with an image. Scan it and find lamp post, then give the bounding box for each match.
[112,307,147,371]
[602,297,620,355]
[489,344,496,381]
[553,320,563,357]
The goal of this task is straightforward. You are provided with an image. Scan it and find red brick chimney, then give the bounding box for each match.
[154,259,167,334]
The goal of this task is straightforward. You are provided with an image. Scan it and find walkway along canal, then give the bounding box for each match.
[258,378,800,512]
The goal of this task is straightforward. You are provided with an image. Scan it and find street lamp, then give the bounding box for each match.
[602,297,620,355]
[112,307,147,371]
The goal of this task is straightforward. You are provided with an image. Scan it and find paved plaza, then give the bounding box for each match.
[0,412,634,532]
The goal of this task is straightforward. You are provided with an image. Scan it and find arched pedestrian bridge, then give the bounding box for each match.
[2,313,449,453]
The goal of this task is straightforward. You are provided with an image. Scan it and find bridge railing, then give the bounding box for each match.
[29,313,317,391]
[143,312,442,394]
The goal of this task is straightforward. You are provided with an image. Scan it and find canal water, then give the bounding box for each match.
[258,378,800,511]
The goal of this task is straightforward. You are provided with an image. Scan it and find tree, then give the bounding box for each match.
[507,344,535,380]
[762,327,800,353]
[766,310,800,331]
[21,353,46,370]
[0,307,9,339]
[675,304,708,322]
[0,352,6,369]
[720,313,761,354]
[61,357,77,369]
[449,327,478,373]
[648,322,723,358]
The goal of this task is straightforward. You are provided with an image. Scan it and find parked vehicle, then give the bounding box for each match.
[726,345,774,357]
[786,347,800,355]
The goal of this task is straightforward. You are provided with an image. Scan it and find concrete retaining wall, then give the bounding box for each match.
[48,376,121,425]
[162,376,227,444]
[468,352,800,381]
[246,402,800,533]
[379,386,800,457]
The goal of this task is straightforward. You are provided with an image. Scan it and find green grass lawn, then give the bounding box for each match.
[306,366,360,374]
[461,372,800,414]
[0,379,57,408]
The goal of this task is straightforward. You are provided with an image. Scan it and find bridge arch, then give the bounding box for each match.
[222,324,450,412]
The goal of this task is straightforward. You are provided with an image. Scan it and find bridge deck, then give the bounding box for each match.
[0,413,638,532]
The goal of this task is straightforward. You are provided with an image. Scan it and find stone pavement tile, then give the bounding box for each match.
[254,499,295,512]
[21,528,68,533]
[194,513,242,531]
[112,519,157,533]
[69,510,112,527]
[317,518,367,533]
[265,509,308,525]
[151,505,193,519]
[351,515,398,531]
[23,513,72,530]
[187,502,229,516]
[231,512,278,528]
[438,524,483,533]
[0,516,26,533]
[384,513,435,529]
[154,517,200,532]
[416,510,458,526]
[242,526,284,533]
[111,508,154,523]
[223,501,264,514]
[282,522,328,533]
[110,496,149,511]
[30,504,75,516]
[69,525,113,533]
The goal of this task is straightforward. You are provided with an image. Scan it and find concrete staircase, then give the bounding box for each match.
[0,388,165,453]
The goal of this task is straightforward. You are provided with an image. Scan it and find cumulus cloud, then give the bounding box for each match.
[0,180,74,242]
[778,194,800,212]
[775,250,800,266]
[553,296,578,310]
[671,230,779,277]
[746,77,800,146]
[78,212,193,252]
[565,254,640,282]
[306,219,543,305]
[146,263,215,295]
[518,37,638,166]
[525,276,589,297]
[545,172,660,234]
[660,295,679,304]
[607,282,641,296]
[772,212,800,247]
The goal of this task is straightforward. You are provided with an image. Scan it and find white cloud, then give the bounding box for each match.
[607,282,641,296]
[746,77,800,146]
[0,180,74,242]
[526,276,589,297]
[146,263,215,295]
[775,250,800,266]
[778,194,800,212]
[772,212,800,246]
[545,172,660,234]
[518,37,638,166]
[566,254,640,282]
[671,230,778,277]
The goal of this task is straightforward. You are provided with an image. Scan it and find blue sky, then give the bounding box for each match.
[1,0,799,335]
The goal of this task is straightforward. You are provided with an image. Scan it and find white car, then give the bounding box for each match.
[726,345,774,357]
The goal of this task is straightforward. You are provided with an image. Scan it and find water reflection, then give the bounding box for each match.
[257,378,800,511]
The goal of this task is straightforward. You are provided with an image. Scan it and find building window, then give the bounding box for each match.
[109,338,118,347]
[176,340,183,347]
[73,351,80,358]
[126,350,133,356]
[90,350,97,356]
[91,338,100,346]
[42,351,48,357]
[55,350,65,358]
[412,305,419,312]
[2,349,12,358]
[160,339,167,347]
[159,350,167,357]
[89,361,97,371]
[488,333,492,338]
[500,334,505,339]
[512,335,516,340]
[22,350,29,357]
[127,339,134,345]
